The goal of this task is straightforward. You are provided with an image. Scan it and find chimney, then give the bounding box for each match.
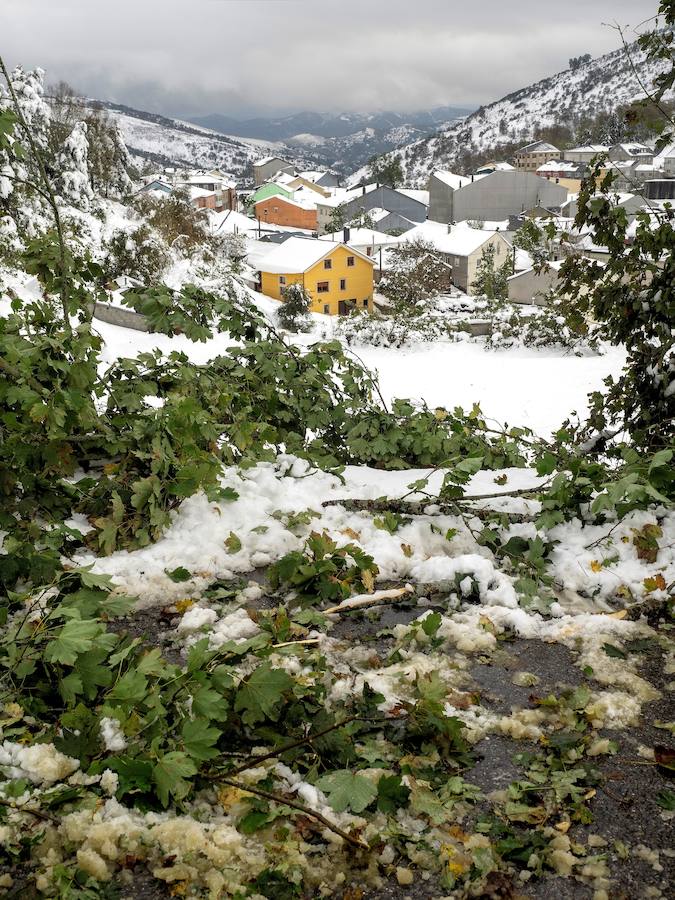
[343,226,350,244]
[362,185,366,195]
[471,174,474,182]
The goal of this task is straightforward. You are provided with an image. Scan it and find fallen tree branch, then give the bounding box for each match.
[322,497,537,522]
[271,638,321,649]
[0,798,58,824]
[324,585,415,615]
[218,776,368,850]
[225,715,363,777]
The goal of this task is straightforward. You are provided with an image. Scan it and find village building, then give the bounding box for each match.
[475,161,515,175]
[507,261,564,305]
[250,181,294,205]
[297,170,340,189]
[252,156,295,186]
[319,226,402,257]
[257,237,375,315]
[513,141,562,171]
[136,179,173,197]
[644,179,675,201]
[428,169,568,225]
[315,184,428,234]
[563,145,609,163]
[536,159,587,192]
[400,220,513,294]
[607,143,654,164]
[254,193,318,231]
[369,207,417,233]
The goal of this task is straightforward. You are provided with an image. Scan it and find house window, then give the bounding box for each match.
[363,299,368,308]
[323,304,330,314]
[324,258,332,269]
[496,243,501,255]
[279,276,286,286]
[273,206,278,213]
[340,278,346,290]
[317,281,329,293]
[454,256,460,266]
[347,256,355,267]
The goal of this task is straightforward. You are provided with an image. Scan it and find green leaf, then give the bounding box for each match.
[45,619,104,666]
[315,770,377,813]
[376,774,410,813]
[153,751,198,806]
[181,718,221,761]
[234,664,293,725]
[192,684,229,721]
[107,670,148,704]
[656,790,675,811]
[602,643,627,659]
[421,611,442,637]
[166,566,191,583]
[76,567,116,589]
[225,532,242,554]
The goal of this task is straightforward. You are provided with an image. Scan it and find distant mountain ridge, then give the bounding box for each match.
[349,35,673,186]
[94,100,472,177]
[92,100,319,178]
[188,106,473,142]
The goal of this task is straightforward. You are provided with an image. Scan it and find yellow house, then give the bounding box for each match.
[258,237,375,316]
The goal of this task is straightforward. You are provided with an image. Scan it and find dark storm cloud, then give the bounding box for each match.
[1,0,656,117]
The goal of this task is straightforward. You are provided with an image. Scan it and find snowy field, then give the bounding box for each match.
[356,341,626,438]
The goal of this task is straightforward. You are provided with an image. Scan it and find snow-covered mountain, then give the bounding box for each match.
[349,36,671,186]
[188,107,470,174]
[93,101,317,178]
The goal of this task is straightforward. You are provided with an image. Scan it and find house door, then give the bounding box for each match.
[338,299,356,316]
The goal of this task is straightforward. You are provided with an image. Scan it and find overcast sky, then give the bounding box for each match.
[2,0,656,119]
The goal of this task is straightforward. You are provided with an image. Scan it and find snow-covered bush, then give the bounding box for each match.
[103,225,170,283]
[56,120,95,209]
[484,292,601,354]
[132,190,209,253]
[277,282,311,332]
[379,239,451,309]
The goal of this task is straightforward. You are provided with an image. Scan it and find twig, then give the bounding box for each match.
[226,715,363,777]
[0,798,58,824]
[271,638,321,649]
[324,585,414,615]
[218,776,368,850]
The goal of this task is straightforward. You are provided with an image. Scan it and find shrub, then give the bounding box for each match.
[277,282,312,332]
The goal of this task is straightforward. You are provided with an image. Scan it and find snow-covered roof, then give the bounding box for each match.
[537,160,583,174]
[254,193,317,211]
[257,237,375,274]
[613,142,652,155]
[476,162,515,173]
[253,155,289,167]
[402,220,506,257]
[188,187,216,199]
[517,141,560,154]
[211,209,259,235]
[433,170,471,190]
[565,144,609,154]
[398,188,429,206]
[319,227,402,247]
[298,170,328,182]
[273,171,297,186]
[507,260,565,281]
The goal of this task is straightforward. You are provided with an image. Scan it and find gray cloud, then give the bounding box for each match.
[1,0,656,118]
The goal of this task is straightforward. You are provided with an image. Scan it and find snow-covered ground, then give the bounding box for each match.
[356,340,625,438]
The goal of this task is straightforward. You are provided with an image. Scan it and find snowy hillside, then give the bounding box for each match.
[95,102,316,178]
[350,36,672,186]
